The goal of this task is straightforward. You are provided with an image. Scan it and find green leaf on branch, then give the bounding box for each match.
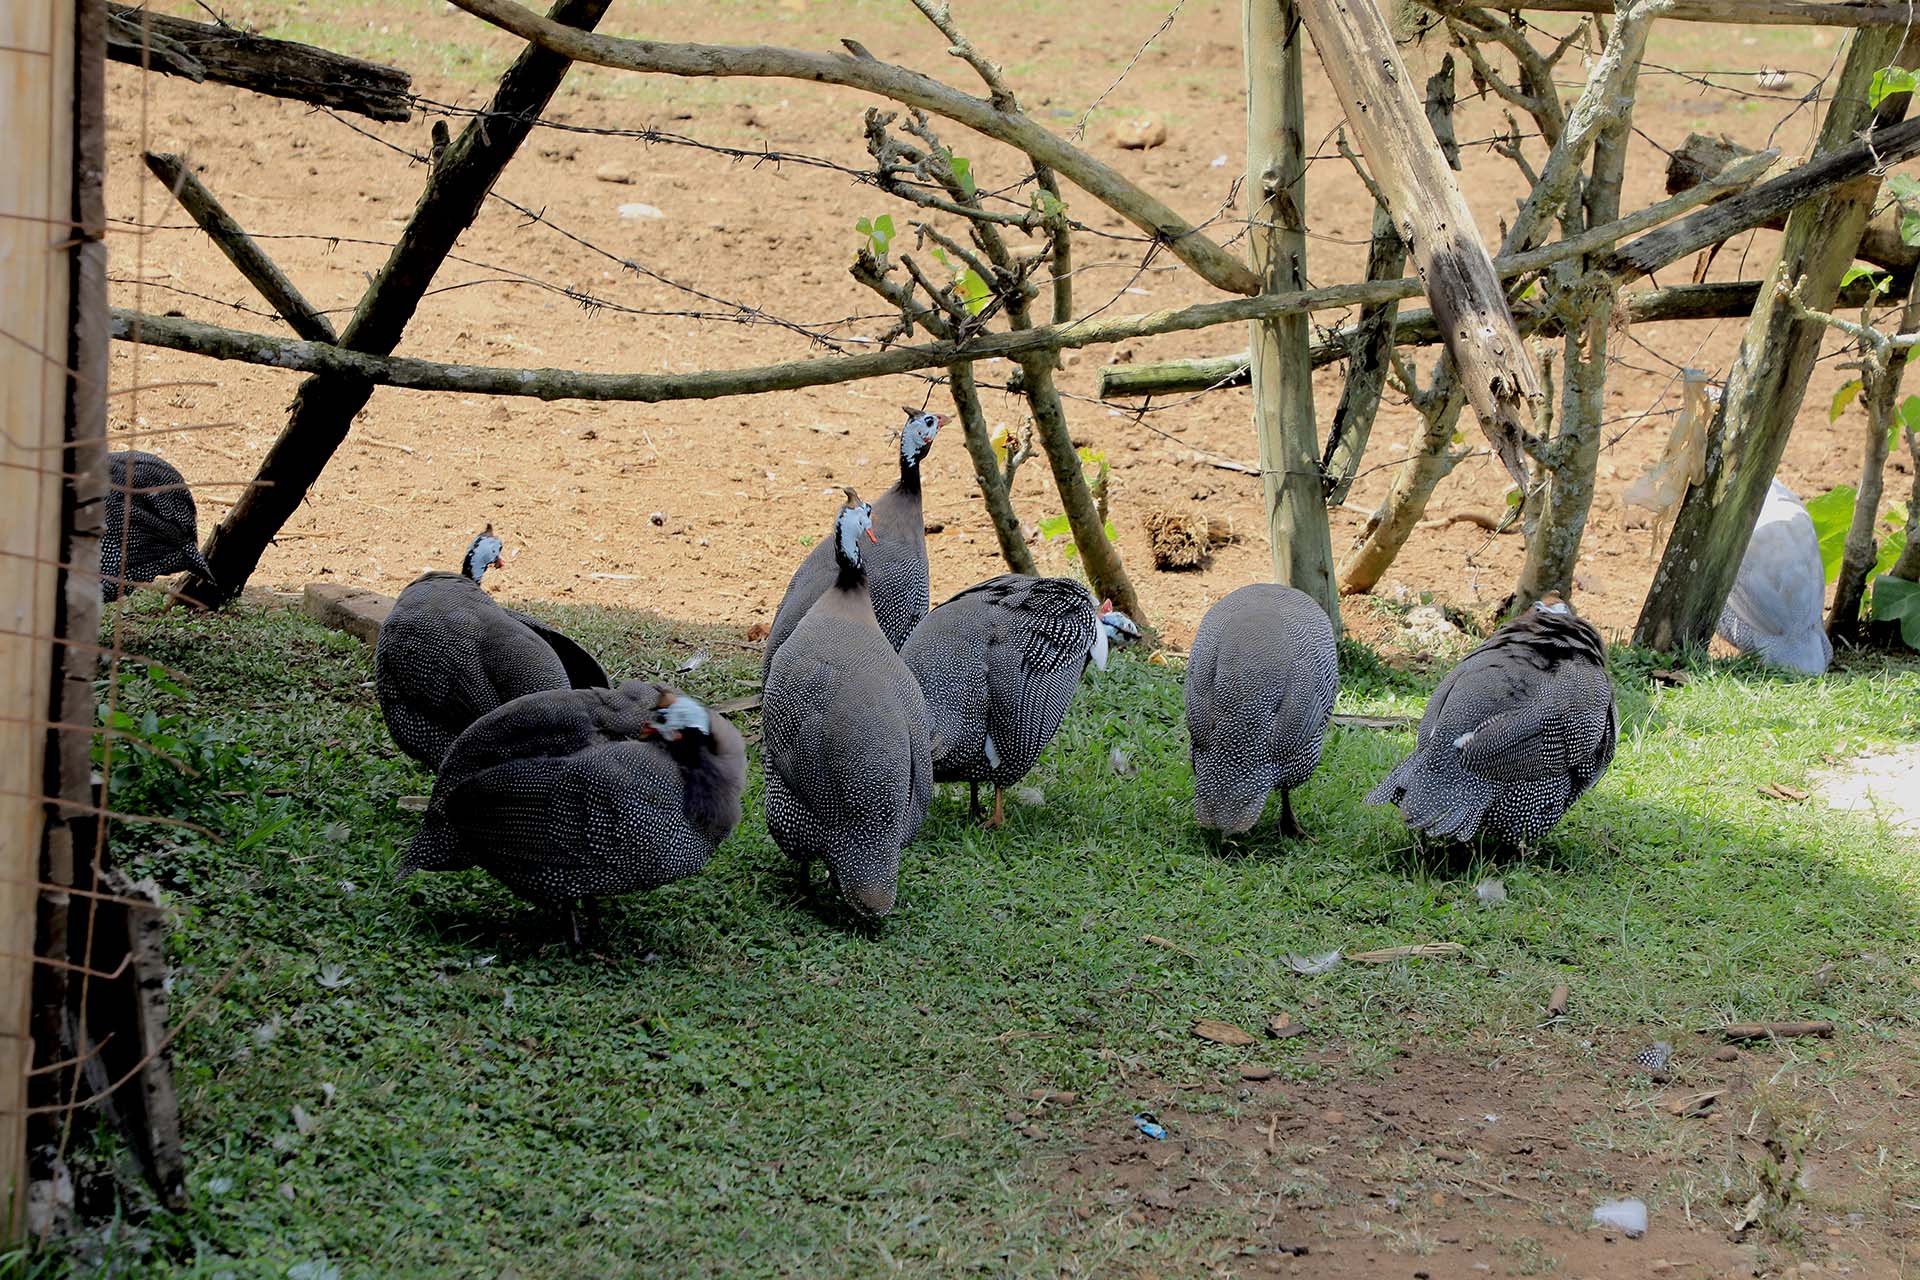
[855,213,895,257]
[1805,485,1858,584]
[1869,574,1920,649]
[1899,395,1920,447]
[1832,379,1864,422]
[947,154,977,198]
[957,268,991,315]
[1037,513,1071,541]
[1870,66,1918,107]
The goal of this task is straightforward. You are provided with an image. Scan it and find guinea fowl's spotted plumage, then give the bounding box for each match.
[1185,584,1338,836]
[901,575,1136,796]
[375,529,610,770]
[1367,600,1617,845]
[762,499,932,917]
[100,450,214,600]
[404,681,744,910]
[1717,479,1832,674]
[763,409,945,676]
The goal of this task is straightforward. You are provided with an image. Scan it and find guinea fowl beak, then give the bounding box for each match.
[933,413,952,428]
[844,881,896,917]
[865,527,879,544]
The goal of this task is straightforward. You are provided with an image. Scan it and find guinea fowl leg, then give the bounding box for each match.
[969,781,981,820]
[985,786,1005,829]
[1279,789,1313,841]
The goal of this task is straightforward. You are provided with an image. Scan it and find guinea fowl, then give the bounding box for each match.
[375,527,609,770]
[1185,583,1338,838]
[101,450,215,601]
[761,493,932,918]
[901,574,1140,827]
[763,407,947,676]
[1717,479,1832,674]
[403,681,745,943]
[1367,596,1617,845]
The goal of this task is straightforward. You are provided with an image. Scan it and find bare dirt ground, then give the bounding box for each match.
[104,0,1900,650]
[1051,1038,1920,1277]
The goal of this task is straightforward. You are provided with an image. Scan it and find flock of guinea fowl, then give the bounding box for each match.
[99,401,1837,938]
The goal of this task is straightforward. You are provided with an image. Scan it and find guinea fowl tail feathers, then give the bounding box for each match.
[1365,745,1491,840]
[181,543,216,584]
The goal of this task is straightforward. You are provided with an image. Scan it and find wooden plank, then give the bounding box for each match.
[104,3,411,122]
[1244,0,1338,620]
[1296,0,1541,491]
[1475,0,1920,24]
[0,0,78,1237]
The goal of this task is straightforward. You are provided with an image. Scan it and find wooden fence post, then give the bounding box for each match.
[1635,27,1920,652]
[1,0,79,1235]
[1245,0,1339,622]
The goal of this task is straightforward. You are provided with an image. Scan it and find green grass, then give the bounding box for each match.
[59,596,1920,1276]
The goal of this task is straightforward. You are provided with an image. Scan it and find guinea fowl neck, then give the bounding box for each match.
[895,448,922,497]
[675,734,741,844]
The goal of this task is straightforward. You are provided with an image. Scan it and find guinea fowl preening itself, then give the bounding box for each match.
[762,493,933,919]
[1717,479,1832,675]
[101,450,215,601]
[901,574,1140,827]
[763,407,948,676]
[1367,595,1618,846]
[375,527,610,769]
[403,681,745,945]
[1185,584,1338,839]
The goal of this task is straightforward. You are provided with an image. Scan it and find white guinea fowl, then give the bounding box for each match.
[1717,479,1832,675]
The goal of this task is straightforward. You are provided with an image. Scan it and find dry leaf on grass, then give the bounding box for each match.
[1662,1088,1725,1117]
[1191,1018,1257,1047]
[1266,1013,1307,1039]
[1758,782,1809,802]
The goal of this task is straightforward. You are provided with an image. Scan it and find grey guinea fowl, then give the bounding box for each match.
[901,574,1140,827]
[101,450,215,601]
[761,493,932,918]
[403,681,745,943]
[1716,479,1832,675]
[375,527,609,770]
[1366,596,1617,845]
[762,407,947,677]
[1185,583,1338,838]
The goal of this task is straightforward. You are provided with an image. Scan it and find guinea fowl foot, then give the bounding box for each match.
[1279,790,1315,842]
[982,786,1005,829]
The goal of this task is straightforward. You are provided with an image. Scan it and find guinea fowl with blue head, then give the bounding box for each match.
[763,406,947,676]
[761,491,933,919]
[1367,594,1617,846]
[375,527,610,770]
[403,681,745,946]
[901,574,1140,827]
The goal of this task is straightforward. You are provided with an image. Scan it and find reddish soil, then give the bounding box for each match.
[103,2,1906,649]
[1042,1037,1919,1276]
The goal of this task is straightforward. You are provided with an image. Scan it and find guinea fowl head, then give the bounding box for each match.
[1090,598,1143,671]
[831,490,878,588]
[462,526,506,584]
[641,688,713,744]
[896,407,949,477]
[1532,591,1574,617]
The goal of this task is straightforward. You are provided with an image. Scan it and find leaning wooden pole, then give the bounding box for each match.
[1245,0,1338,621]
[1636,28,1920,652]
[179,0,611,606]
[0,0,79,1237]
[1294,0,1541,491]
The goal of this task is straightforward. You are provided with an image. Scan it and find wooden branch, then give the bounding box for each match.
[1246,0,1337,618]
[114,147,1781,404]
[1720,1020,1835,1039]
[141,152,337,344]
[1666,131,1916,272]
[180,0,612,606]
[1468,0,1920,23]
[1607,114,1920,280]
[1296,0,1543,490]
[443,0,1261,296]
[104,3,412,122]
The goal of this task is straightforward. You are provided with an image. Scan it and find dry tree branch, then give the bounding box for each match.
[443,0,1261,294]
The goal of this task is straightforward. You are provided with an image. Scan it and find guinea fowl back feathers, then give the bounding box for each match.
[100,450,213,600]
[1366,600,1616,845]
